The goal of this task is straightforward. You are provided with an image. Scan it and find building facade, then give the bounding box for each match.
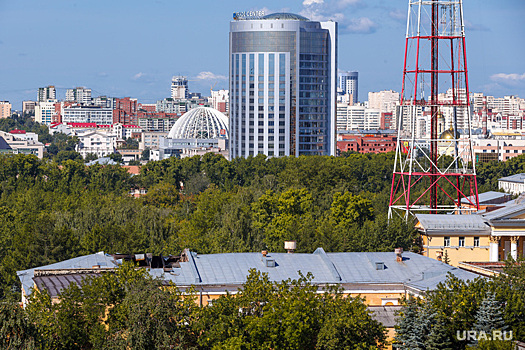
[229,12,337,158]
[65,87,92,104]
[338,71,358,104]
[171,76,189,100]
[0,101,11,118]
[37,86,56,102]
[62,106,114,125]
[337,130,397,154]
[75,131,117,158]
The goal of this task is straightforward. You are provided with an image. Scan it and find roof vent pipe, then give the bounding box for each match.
[284,241,296,253]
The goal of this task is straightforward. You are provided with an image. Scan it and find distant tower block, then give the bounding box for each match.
[388,0,479,219]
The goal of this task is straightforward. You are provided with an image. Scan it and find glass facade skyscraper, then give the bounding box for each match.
[229,13,337,158]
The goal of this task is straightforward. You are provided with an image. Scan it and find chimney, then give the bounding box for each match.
[395,248,403,262]
[262,250,268,257]
[284,241,296,254]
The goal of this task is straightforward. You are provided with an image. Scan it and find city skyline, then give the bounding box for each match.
[0,0,523,109]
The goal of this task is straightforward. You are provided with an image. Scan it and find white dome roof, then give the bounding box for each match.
[168,107,229,139]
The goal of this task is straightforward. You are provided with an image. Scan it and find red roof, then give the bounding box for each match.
[67,123,97,128]
[50,122,63,128]
[97,125,112,128]
[10,129,26,134]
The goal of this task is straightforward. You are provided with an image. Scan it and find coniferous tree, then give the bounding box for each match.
[443,250,450,265]
[395,298,423,349]
[425,315,453,350]
[474,292,507,334]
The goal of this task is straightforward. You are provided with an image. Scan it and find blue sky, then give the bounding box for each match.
[0,0,523,109]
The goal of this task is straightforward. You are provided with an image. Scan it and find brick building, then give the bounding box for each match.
[337,131,397,154]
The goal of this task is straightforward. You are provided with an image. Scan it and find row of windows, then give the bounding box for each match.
[443,236,480,247]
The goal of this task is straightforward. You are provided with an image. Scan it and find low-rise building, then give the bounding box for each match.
[499,173,525,194]
[416,199,525,266]
[337,130,397,154]
[17,248,479,308]
[75,131,117,158]
[0,130,45,158]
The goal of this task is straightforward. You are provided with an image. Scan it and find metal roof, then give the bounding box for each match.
[369,306,402,328]
[499,173,525,184]
[16,252,117,296]
[460,191,510,205]
[482,202,525,221]
[33,274,93,298]
[162,249,479,291]
[18,250,481,298]
[416,214,490,233]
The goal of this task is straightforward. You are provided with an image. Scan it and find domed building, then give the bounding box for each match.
[153,107,229,160]
[168,107,228,139]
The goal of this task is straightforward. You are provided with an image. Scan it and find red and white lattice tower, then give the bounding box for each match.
[388,0,479,219]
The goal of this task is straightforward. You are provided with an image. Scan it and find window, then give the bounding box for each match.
[444,236,450,247]
[473,237,480,247]
[459,237,465,247]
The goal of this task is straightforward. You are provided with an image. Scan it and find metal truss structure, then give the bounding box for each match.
[388,0,479,219]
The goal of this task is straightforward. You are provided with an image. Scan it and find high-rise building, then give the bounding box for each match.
[65,87,92,104]
[210,90,229,114]
[0,101,11,119]
[338,71,358,104]
[37,86,56,102]
[22,101,36,116]
[229,12,337,158]
[171,76,189,100]
[368,90,400,113]
[35,102,59,125]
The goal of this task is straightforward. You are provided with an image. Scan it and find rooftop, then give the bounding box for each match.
[261,13,310,21]
[499,173,525,184]
[18,248,481,300]
[460,191,511,205]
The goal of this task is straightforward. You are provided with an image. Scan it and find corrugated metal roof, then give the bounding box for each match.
[460,191,510,204]
[16,252,117,296]
[482,202,525,220]
[369,306,402,328]
[416,214,490,232]
[33,274,93,298]
[499,173,525,184]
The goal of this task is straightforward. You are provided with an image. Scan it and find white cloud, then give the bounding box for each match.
[336,0,360,8]
[195,71,227,81]
[490,73,525,83]
[344,17,377,34]
[132,72,145,80]
[464,20,489,32]
[389,9,405,21]
[303,0,323,5]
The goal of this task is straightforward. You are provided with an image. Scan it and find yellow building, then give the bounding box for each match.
[416,200,525,266]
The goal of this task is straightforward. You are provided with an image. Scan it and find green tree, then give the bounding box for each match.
[0,302,37,350]
[474,292,507,335]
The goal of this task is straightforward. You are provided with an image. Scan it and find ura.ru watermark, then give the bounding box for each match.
[456,330,513,341]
